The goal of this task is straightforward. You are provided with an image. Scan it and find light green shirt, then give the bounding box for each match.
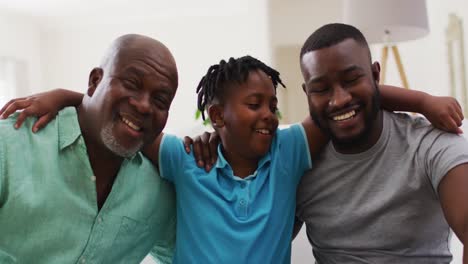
[0,107,176,264]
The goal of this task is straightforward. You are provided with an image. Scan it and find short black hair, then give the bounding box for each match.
[300,23,371,60]
[196,55,285,120]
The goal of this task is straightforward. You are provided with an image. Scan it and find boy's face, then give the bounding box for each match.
[216,70,279,161]
[300,38,381,147]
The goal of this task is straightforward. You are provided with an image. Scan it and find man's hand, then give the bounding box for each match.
[183,131,219,172]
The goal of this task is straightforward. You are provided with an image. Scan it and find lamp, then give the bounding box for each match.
[343,0,430,88]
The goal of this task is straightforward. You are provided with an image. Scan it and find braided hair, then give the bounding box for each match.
[196,55,285,120]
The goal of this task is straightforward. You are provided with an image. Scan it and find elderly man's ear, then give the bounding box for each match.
[87,67,104,97]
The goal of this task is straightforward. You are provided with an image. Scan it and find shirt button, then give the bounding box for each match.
[90,176,96,181]
[240,182,246,188]
[80,258,86,263]
[239,199,246,206]
[98,217,103,223]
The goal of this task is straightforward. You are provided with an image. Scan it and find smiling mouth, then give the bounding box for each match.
[121,116,142,131]
[255,129,272,135]
[332,110,356,121]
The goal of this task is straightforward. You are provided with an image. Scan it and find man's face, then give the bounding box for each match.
[89,48,177,158]
[300,38,381,146]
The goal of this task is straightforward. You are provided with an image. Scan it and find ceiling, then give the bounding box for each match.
[0,0,249,27]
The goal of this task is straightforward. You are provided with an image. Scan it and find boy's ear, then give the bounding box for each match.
[208,104,224,127]
[88,67,104,97]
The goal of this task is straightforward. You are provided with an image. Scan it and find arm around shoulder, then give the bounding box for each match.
[301,116,329,159]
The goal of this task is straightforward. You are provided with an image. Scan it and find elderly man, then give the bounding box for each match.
[0,34,177,263]
[295,23,468,264]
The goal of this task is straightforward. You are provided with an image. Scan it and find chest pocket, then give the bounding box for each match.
[0,250,16,264]
[107,216,152,263]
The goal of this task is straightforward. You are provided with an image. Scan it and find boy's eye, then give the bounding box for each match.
[270,105,278,113]
[247,103,260,110]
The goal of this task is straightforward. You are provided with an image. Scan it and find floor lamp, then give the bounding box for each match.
[343,0,430,89]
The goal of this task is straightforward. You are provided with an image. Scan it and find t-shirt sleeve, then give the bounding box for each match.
[158,134,188,183]
[420,131,468,194]
[278,124,313,183]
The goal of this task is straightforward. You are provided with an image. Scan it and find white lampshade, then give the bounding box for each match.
[343,0,430,44]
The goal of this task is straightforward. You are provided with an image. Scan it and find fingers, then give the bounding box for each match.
[191,136,205,168]
[208,132,219,165]
[444,118,459,134]
[32,114,54,133]
[200,132,212,171]
[0,98,31,119]
[183,136,193,153]
[14,109,32,129]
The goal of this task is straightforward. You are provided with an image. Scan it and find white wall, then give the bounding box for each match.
[39,0,271,134]
[0,10,43,97]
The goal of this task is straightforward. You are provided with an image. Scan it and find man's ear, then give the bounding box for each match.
[88,67,104,97]
[371,62,381,85]
[302,83,307,94]
[208,104,224,128]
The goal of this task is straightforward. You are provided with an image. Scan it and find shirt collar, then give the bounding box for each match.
[214,144,272,179]
[57,107,143,164]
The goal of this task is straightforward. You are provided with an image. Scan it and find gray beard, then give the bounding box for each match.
[100,122,142,158]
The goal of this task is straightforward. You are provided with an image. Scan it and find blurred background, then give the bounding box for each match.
[0,0,467,263]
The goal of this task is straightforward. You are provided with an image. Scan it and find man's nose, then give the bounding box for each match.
[329,85,352,109]
[129,93,152,114]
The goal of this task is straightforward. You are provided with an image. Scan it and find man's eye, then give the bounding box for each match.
[123,80,139,90]
[344,75,362,85]
[308,87,328,94]
[152,97,169,110]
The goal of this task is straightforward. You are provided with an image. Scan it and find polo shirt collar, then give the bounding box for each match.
[214,144,271,179]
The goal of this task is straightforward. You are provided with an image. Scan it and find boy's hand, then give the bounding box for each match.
[0,93,58,132]
[183,131,219,172]
[421,95,464,134]
[0,89,83,133]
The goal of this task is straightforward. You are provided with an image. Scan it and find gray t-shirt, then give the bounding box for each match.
[296,111,468,264]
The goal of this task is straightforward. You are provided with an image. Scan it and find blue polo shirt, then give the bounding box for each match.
[159,124,311,263]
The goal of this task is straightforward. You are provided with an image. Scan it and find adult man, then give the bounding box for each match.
[295,23,468,263]
[0,34,177,263]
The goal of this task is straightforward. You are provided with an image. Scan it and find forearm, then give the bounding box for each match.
[379,85,429,113]
[55,89,84,108]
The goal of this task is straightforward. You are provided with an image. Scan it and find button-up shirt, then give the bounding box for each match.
[0,107,176,264]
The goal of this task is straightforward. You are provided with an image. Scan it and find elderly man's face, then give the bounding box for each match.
[88,46,178,158]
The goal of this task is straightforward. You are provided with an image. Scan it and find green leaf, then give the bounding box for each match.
[195,109,202,120]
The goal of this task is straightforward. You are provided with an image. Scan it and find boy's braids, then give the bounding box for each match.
[196,55,285,120]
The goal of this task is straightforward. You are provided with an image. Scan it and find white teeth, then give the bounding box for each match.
[333,110,356,121]
[256,129,270,135]
[121,117,141,131]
